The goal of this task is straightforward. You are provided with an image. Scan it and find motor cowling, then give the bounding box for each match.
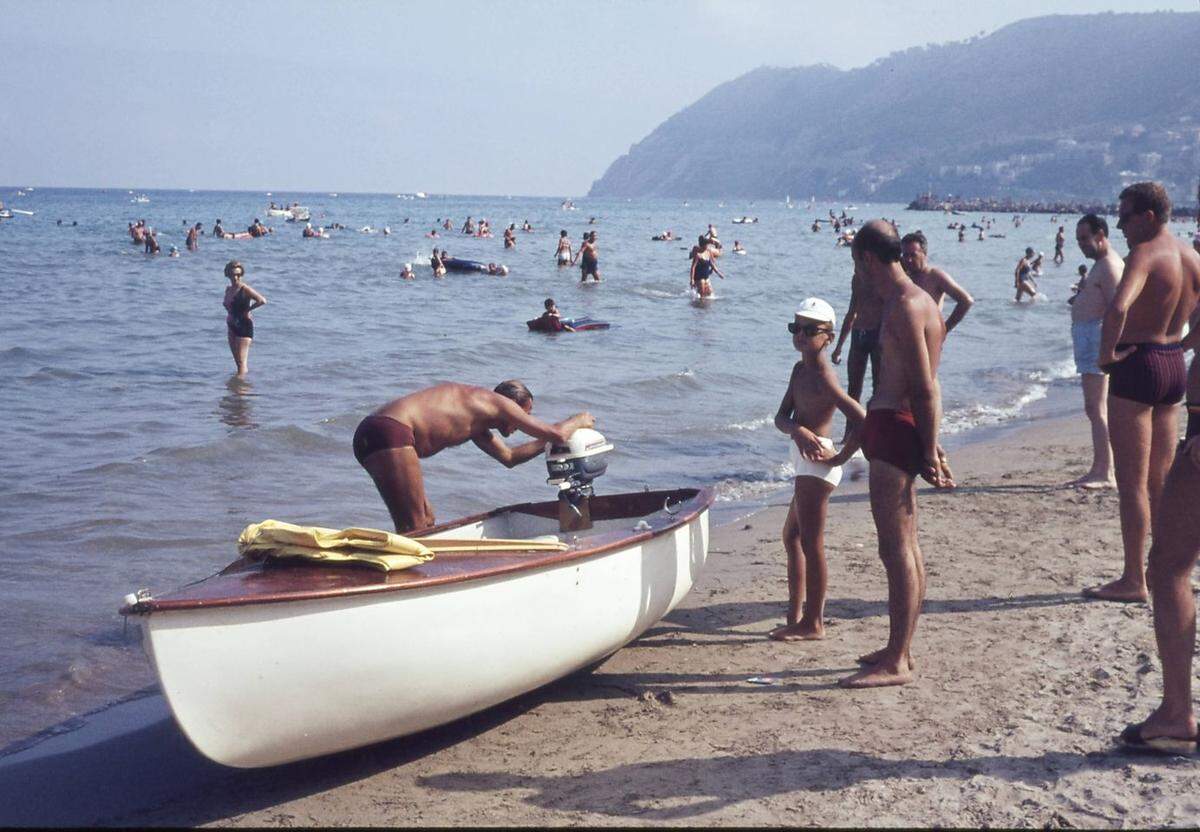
[546,428,613,488]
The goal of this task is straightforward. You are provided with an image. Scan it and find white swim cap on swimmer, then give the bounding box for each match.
[403,262,411,270]
[795,297,836,325]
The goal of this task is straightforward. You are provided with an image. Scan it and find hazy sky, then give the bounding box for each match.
[2,0,1192,196]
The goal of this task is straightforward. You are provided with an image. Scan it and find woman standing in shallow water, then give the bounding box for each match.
[222,260,266,378]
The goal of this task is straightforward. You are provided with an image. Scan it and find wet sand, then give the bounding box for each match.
[3,405,1198,827]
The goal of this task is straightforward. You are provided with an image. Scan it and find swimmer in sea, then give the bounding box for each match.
[573,231,601,282]
[426,228,440,238]
[555,230,572,266]
[504,224,516,249]
[400,263,416,280]
[771,298,865,642]
[733,240,745,254]
[430,248,447,278]
[222,260,266,379]
[689,234,725,297]
[1015,247,1039,301]
[531,298,576,333]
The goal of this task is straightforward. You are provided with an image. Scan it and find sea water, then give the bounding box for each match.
[0,187,1089,746]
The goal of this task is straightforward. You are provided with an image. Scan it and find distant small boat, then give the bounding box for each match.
[131,194,150,203]
[285,206,311,222]
[0,209,12,219]
[415,192,427,199]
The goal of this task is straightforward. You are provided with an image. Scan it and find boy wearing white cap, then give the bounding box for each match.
[769,297,866,641]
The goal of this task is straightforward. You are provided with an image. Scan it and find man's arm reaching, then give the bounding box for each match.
[936,269,973,334]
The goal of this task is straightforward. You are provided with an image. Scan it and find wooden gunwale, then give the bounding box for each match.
[122,488,712,615]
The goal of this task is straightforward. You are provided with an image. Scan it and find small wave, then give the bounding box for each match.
[1029,357,1076,384]
[943,384,1050,435]
[22,367,88,383]
[725,415,772,431]
[708,462,795,503]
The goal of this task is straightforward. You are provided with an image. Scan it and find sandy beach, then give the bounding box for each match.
[4,398,1199,827]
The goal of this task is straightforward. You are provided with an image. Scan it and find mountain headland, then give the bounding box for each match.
[588,12,1200,206]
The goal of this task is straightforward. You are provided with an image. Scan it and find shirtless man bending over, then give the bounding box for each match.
[353,381,594,532]
[899,231,974,334]
[1084,182,1200,603]
[840,220,952,689]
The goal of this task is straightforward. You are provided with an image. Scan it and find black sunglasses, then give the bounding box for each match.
[788,322,833,336]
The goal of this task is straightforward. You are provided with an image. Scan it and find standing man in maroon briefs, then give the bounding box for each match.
[1083,182,1199,603]
[353,381,594,533]
[1120,311,1200,755]
[839,221,952,689]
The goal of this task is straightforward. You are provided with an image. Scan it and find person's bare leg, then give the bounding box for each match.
[1084,394,1151,602]
[1072,373,1114,488]
[846,344,867,404]
[841,461,917,688]
[770,477,833,641]
[1147,403,1179,522]
[769,493,804,639]
[228,332,249,378]
[858,479,920,671]
[362,447,431,532]
[1141,455,1200,742]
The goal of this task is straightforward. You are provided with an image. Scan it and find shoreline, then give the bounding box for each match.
[9,379,1199,826]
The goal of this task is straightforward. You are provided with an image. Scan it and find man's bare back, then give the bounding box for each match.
[376,383,531,458]
[356,381,593,532]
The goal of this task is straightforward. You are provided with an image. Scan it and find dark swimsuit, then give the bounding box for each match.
[353,414,417,465]
[580,246,597,274]
[694,257,713,283]
[861,409,925,477]
[1102,343,1186,406]
[849,327,883,392]
[226,286,254,339]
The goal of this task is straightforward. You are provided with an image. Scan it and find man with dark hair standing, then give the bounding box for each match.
[900,230,974,335]
[353,382,594,532]
[1084,182,1200,603]
[1054,225,1066,265]
[840,220,951,689]
[1068,213,1122,489]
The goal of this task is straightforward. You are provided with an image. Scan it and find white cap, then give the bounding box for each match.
[403,262,411,269]
[795,297,836,325]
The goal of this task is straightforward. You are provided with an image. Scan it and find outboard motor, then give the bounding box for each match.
[545,428,614,532]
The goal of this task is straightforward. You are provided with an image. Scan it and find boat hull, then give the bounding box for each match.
[139,500,709,767]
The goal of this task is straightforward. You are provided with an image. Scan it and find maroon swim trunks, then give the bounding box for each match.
[861,409,925,477]
[1103,342,1186,406]
[353,414,416,465]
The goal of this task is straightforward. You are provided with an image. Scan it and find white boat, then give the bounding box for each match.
[0,209,12,219]
[131,194,150,203]
[121,485,713,768]
[10,209,34,216]
[285,206,311,222]
[415,192,427,199]
[265,207,290,217]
